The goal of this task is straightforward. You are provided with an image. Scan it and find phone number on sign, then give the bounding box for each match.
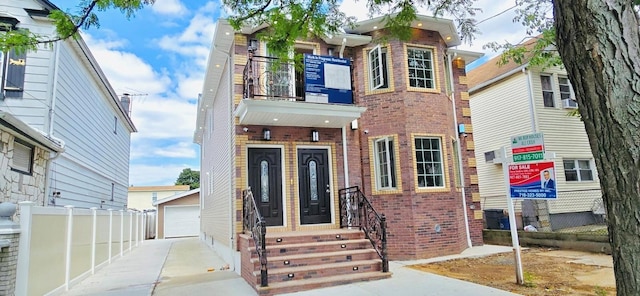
[517,192,549,198]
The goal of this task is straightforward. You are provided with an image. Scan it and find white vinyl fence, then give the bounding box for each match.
[14,201,147,296]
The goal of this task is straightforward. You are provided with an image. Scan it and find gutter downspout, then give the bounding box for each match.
[447,52,472,248]
[44,43,62,206]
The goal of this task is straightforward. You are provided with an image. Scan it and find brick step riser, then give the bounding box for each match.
[264,233,365,245]
[251,262,383,285]
[256,273,391,296]
[254,252,379,270]
[259,242,372,257]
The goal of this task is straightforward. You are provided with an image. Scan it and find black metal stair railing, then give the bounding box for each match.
[242,187,268,287]
[338,186,389,272]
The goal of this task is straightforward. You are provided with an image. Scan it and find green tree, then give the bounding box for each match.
[175,168,200,190]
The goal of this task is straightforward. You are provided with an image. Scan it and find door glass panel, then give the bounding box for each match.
[260,160,269,202]
[309,160,318,201]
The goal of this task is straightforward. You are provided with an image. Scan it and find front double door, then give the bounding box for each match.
[247,147,332,226]
[298,149,332,224]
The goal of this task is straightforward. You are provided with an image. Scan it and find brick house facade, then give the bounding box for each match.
[197,14,485,292]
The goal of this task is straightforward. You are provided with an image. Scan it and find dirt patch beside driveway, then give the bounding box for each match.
[410,248,615,296]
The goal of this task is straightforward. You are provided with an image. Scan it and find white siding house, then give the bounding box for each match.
[468,47,603,231]
[0,0,136,209]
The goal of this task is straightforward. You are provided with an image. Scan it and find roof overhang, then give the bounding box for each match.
[448,48,484,65]
[0,111,64,152]
[469,63,528,94]
[195,19,235,144]
[345,14,462,47]
[235,100,366,128]
[152,188,200,206]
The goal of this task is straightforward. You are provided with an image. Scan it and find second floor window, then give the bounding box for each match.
[563,159,594,182]
[374,137,397,190]
[368,45,389,91]
[152,192,158,203]
[415,137,444,188]
[540,74,555,107]
[407,47,435,90]
[558,76,573,100]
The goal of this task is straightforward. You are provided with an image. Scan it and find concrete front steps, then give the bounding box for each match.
[240,229,391,295]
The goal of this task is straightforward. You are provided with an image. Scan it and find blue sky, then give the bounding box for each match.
[66,0,526,186]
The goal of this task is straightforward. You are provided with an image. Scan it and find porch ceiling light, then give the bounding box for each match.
[311,130,319,142]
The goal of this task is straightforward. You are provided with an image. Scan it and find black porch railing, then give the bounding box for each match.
[243,51,301,101]
[242,187,268,287]
[338,186,389,272]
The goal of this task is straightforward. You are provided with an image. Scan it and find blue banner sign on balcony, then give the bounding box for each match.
[304,54,353,104]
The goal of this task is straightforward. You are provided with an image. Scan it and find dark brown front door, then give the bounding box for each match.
[248,148,283,226]
[298,149,331,224]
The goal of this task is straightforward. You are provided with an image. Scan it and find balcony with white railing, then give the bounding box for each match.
[236,52,366,128]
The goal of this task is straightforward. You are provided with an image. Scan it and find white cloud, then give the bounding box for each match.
[151,0,189,17]
[83,34,171,96]
[153,142,197,158]
[129,96,197,139]
[129,163,198,187]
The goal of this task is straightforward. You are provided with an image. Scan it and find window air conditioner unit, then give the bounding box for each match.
[484,149,504,164]
[562,98,578,109]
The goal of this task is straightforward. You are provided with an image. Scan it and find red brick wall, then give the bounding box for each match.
[348,29,481,259]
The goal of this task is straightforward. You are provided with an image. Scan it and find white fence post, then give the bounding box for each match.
[135,211,139,247]
[90,207,97,274]
[141,212,146,244]
[15,201,34,296]
[64,205,74,291]
[129,211,133,252]
[108,209,113,264]
[120,210,124,257]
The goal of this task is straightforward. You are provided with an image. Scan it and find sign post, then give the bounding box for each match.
[503,132,558,285]
[500,146,524,285]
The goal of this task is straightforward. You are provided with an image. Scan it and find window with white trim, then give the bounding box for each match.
[563,159,594,182]
[415,137,444,188]
[374,137,397,190]
[540,74,555,107]
[11,140,33,174]
[407,47,435,89]
[558,76,572,100]
[367,45,389,90]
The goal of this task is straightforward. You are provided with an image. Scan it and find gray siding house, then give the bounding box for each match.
[1,0,136,209]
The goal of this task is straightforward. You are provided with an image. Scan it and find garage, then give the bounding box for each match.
[153,188,200,239]
[164,205,199,238]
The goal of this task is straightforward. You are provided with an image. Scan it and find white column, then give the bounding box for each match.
[90,207,97,274]
[15,201,34,296]
[64,205,74,291]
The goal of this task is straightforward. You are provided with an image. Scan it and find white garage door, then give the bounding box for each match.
[164,205,199,238]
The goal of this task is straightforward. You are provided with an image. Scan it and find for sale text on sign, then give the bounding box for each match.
[509,161,557,199]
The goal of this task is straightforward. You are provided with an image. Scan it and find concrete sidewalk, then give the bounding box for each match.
[63,238,521,296]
